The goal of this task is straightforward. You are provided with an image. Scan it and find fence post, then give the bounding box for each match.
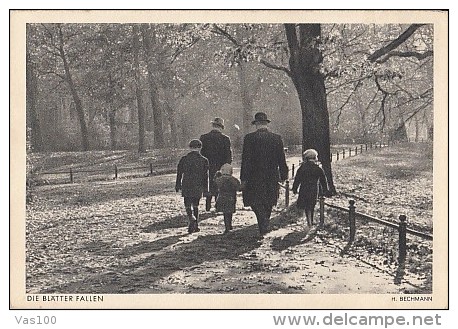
[336,151,339,161]
[355,146,358,155]
[292,164,295,178]
[330,153,333,163]
[114,165,118,180]
[365,143,368,151]
[285,180,290,207]
[398,215,407,265]
[70,168,74,183]
[150,163,153,176]
[349,148,352,157]
[349,199,356,242]
[370,142,373,149]
[342,149,346,159]
[319,196,325,226]
[360,145,363,153]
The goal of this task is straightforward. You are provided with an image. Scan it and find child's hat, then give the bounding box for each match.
[220,163,233,175]
[189,139,202,149]
[303,149,318,160]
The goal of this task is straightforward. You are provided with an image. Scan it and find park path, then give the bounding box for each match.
[27,155,417,294]
[135,208,413,294]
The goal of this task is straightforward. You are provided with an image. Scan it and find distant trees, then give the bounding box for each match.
[26,22,433,163]
[206,23,433,191]
[322,24,433,143]
[26,25,42,152]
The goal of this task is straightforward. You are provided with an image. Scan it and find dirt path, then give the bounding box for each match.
[27,177,414,294]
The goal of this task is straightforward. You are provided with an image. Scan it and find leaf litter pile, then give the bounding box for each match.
[26,143,433,294]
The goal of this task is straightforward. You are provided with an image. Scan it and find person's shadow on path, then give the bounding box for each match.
[41,207,300,294]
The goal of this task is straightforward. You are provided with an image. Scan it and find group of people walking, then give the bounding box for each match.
[175,112,330,238]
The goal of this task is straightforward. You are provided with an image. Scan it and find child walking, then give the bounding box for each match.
[214,163,241,234]
[292,149,330,227]
[175,139,209,234]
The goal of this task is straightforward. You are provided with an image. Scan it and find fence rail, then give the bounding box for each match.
[277,174,432,283]
[321,198,433,240]
[34,139,420,184]
[34,163,166,184]
[317,197,432,280]
[330,141,389,163]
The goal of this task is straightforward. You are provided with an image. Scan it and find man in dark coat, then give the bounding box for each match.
[240,112,289,238]
[200,117,232,211]
[175,139,209,233]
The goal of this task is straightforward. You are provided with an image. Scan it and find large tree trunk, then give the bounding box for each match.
[108,103,117,150]
[141,24,165,149]
[57,24,90,151]
[107,74,117,150]
[414,115,420,142]
[132,24,147,153]
[164,101,179,148]
[285,24,336,193]
[237,62,254,136]
[26,50,43,152]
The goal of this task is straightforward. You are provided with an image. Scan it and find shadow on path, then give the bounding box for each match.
[141,212,216,232]
[41,207,299,294]
[271,226,320,252]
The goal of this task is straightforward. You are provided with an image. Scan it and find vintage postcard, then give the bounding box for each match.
[10,10,448,309]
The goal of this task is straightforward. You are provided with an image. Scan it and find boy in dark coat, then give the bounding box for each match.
[214,163,241,234]
[292,149,330,227]
[175,139,209,233]
[200,117,232,211]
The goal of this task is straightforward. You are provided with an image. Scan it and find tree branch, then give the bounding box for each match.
[36,69,66,80]
[404,99,433,123]
[368,24,426,62]
[373,76,391,130]
[377,50,433,63]
[210,24,240,47]
[170,37,201,64]
[174,76,211,100]
[259,58,291,77]
[326,74,372,95]
[365,90,379,113]
[331,81,362,127]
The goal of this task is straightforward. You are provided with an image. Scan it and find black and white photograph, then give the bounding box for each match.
[10,10,448,309]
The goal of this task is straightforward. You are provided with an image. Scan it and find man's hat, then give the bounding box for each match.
[189,139,202,149]
[251,112,271,125]
[211,117,225,129]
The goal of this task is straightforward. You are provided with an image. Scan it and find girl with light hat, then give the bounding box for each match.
[292,149,330,227]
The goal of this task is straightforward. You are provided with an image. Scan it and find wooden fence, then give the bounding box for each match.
[36,163,164,184]
[277,140,432,281]
[35,139,411,184]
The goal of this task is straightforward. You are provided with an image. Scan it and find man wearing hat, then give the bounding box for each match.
[200,117,233,211]
[240,112,289,238]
